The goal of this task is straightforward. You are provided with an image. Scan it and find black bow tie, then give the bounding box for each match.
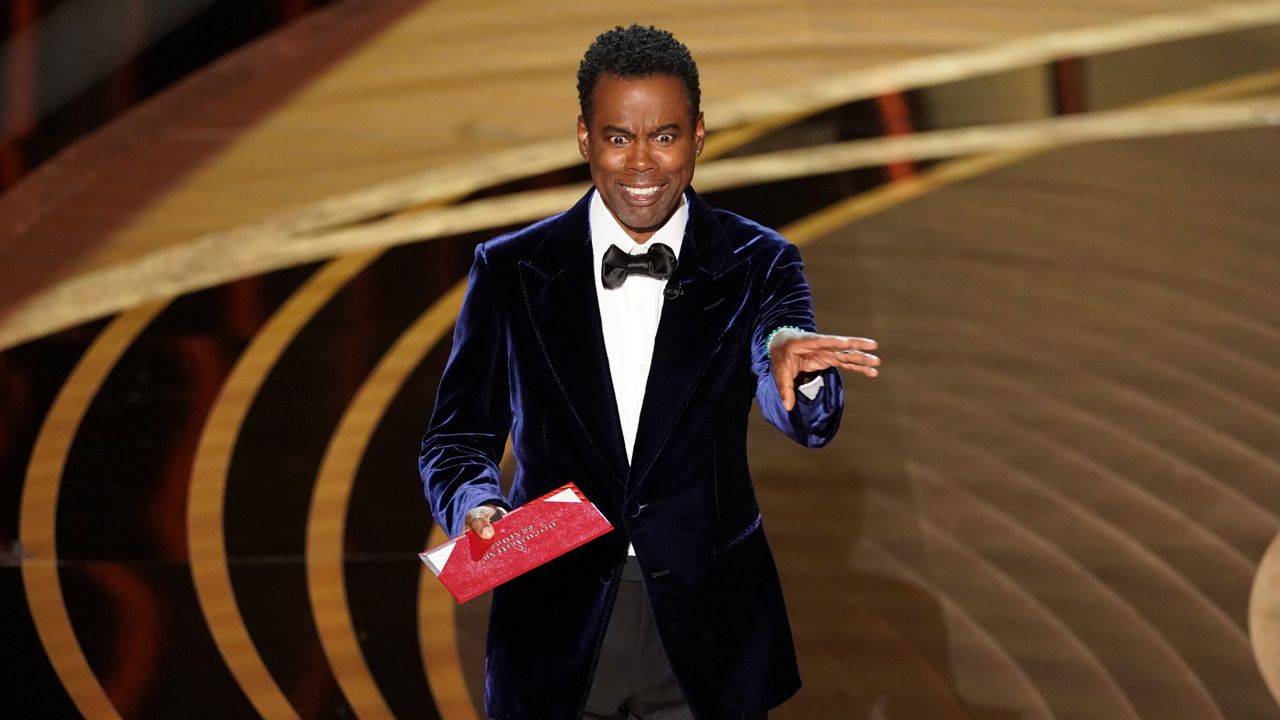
[601,243,677,290]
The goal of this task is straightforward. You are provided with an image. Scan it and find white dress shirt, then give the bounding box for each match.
[591,190,689,558]
[589,189,688,463]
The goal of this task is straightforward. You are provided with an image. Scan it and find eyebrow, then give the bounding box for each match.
[600,123,683,136]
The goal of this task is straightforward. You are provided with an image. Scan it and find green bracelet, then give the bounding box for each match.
[765,325,801,358]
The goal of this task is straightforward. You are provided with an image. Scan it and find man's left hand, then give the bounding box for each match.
[770,330,879,411]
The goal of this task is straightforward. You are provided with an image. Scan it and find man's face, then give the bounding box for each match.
[577,74,705,243]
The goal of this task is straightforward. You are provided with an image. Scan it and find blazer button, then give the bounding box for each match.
[628,501,647,518]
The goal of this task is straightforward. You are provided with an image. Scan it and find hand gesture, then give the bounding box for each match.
[770,329,879,411]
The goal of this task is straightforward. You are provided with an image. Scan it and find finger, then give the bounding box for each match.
[799,352,882,377]
[836,358,880,377]
[789,336,877,353]
[466,507,496,539]
[796,351,879,373]
[834,351,880,368]
[822,350,880,366]
[835,351,880,367]
[788,338,880,356]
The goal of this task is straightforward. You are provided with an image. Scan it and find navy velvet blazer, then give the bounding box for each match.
[421,188,844,720]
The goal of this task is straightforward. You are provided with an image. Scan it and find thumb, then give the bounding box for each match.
[773,357,797,412]
[776,370,796,411]
[467,507,498,539]
[781,383,795,412]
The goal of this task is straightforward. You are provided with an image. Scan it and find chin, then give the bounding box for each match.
[621,202,677,232]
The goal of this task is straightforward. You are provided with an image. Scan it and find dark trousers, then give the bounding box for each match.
[582,557,766,720]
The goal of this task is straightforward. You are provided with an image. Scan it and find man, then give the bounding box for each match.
[421,25,879,720]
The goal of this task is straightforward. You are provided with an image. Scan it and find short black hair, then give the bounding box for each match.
[577,24,701,128]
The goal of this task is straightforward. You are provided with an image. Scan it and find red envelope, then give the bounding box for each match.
[420,483,614,603]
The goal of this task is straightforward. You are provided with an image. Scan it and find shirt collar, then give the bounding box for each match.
[589,188,688,267]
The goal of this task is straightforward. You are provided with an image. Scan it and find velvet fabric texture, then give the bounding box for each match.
[420,188,844,720]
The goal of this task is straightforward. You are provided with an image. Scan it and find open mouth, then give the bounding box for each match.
[620,184,664,202]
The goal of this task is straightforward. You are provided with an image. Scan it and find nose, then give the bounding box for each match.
[626,140,656,173]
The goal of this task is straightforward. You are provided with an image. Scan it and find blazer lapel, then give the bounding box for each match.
[519,192,629,485]
[629,190,748,491]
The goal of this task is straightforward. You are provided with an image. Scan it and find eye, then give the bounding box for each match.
[608,135,628,146]
[655,134,674,144]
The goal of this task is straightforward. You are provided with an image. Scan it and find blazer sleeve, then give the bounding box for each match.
[751,242,844,447]
[420,244,512,538]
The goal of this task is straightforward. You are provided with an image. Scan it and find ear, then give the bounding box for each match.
[693,112,706,157]
[577,115,590,159]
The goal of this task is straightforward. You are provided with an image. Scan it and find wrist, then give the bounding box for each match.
[765,325,802,358]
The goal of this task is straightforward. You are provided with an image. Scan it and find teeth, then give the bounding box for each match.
[624,186,659,196]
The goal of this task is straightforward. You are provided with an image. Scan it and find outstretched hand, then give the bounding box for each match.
[770,329,879,411]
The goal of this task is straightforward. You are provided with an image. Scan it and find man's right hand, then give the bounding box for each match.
[465,505,505,539]
[769,329,880,411]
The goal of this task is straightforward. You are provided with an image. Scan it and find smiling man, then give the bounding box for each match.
[421,25,879,720]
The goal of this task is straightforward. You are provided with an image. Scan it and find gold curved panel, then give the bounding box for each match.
[188,252,379,720]
[307,279,467,718]
[19,300,168,720]
[1250,531,1280,706]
